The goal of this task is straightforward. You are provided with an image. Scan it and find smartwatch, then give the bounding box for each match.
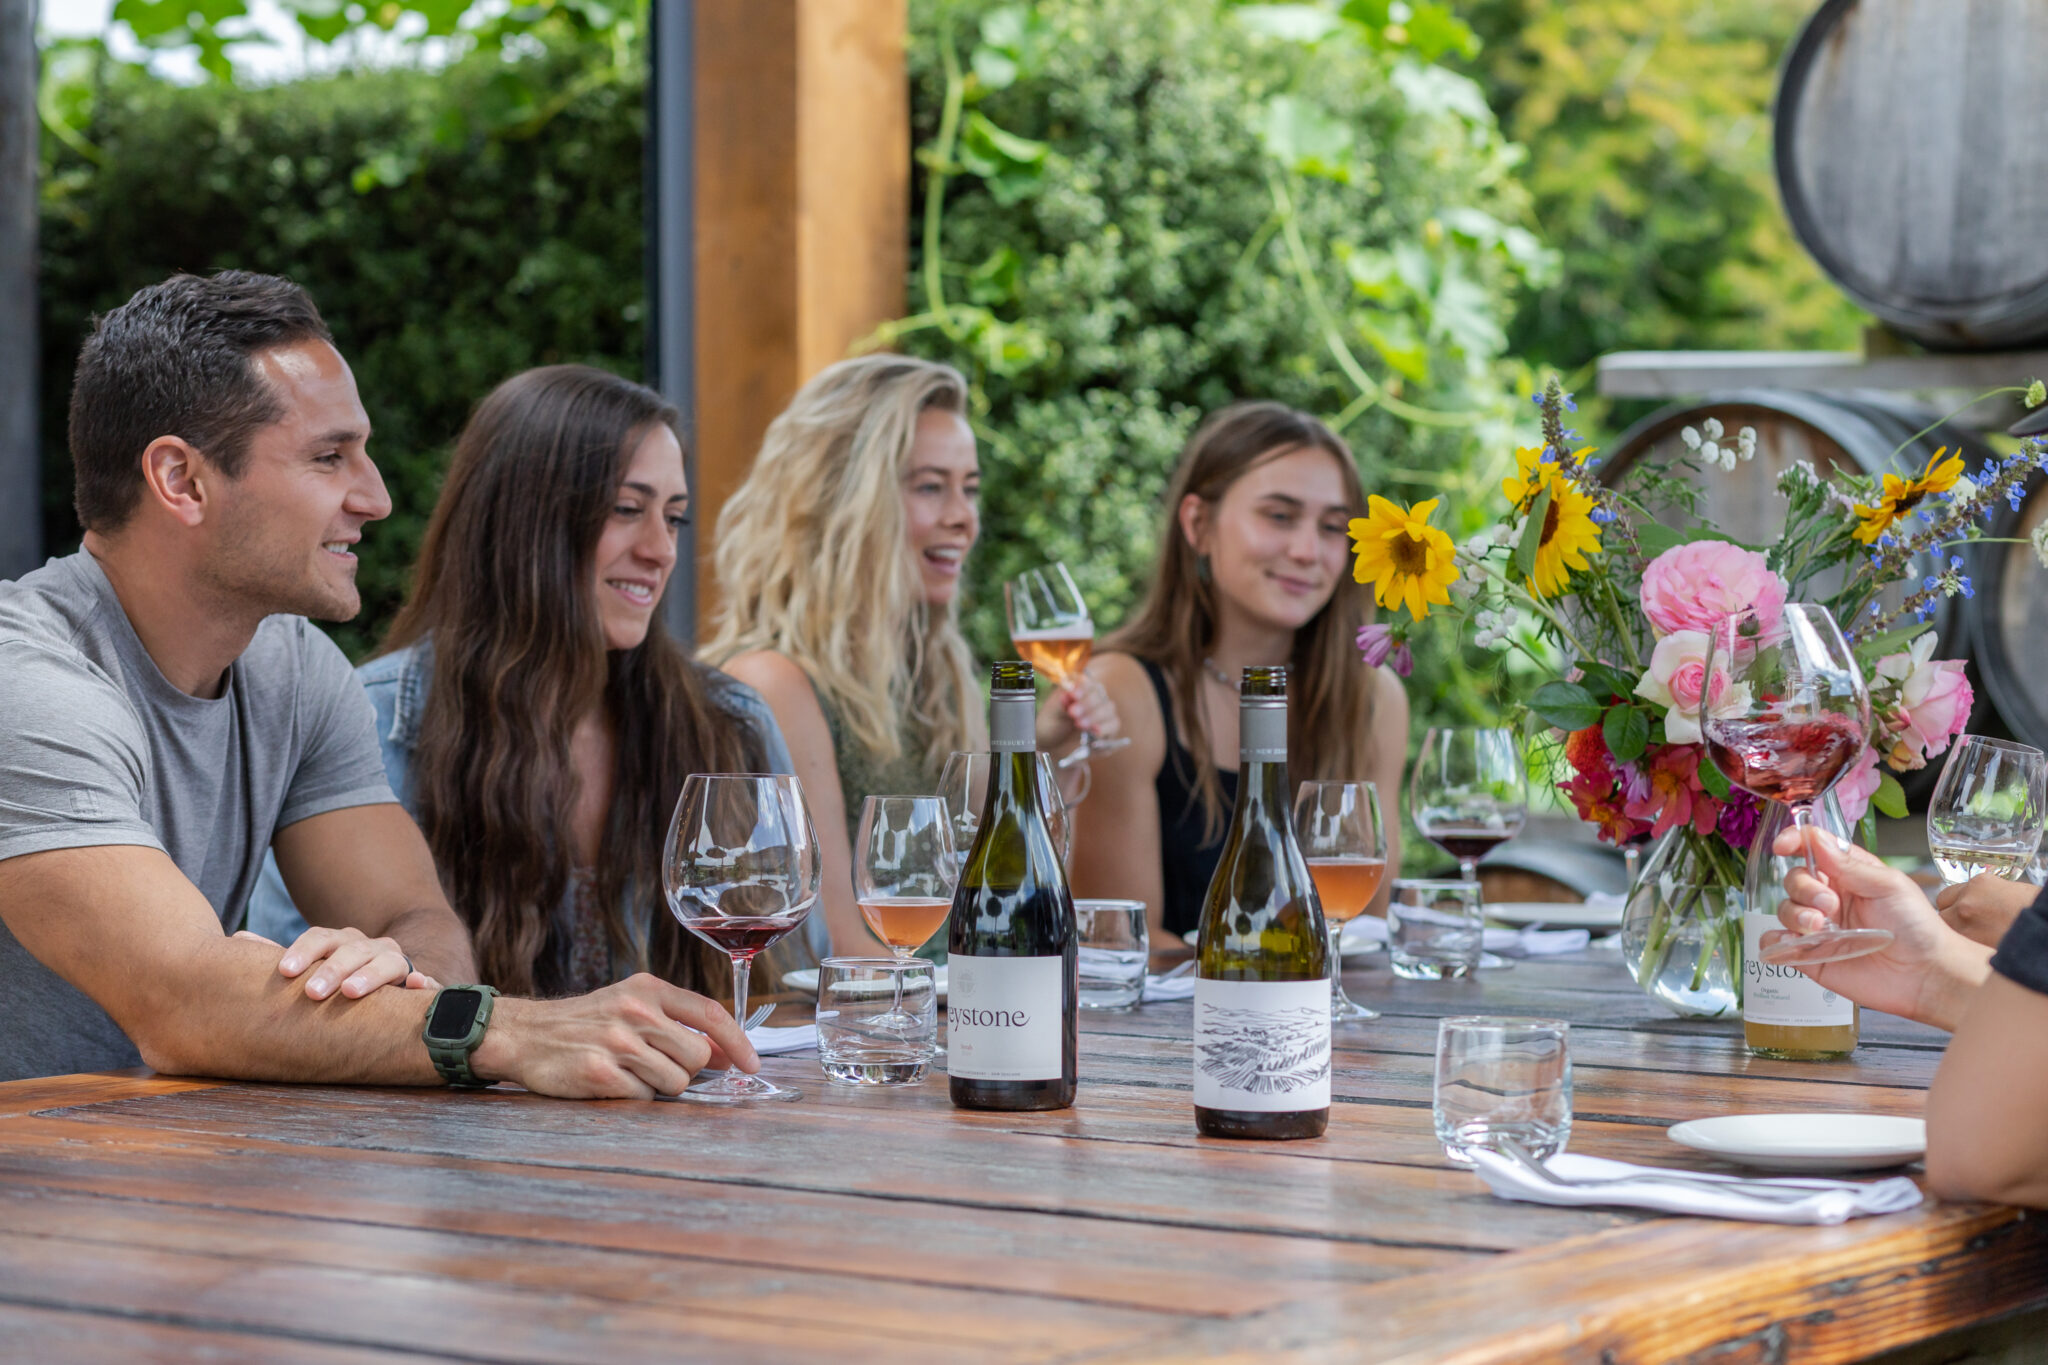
[422,985,500,1089]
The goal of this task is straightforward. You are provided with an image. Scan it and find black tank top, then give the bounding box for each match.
[1141,659,1237,936]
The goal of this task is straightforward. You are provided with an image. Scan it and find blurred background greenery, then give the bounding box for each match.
[35,0,1864,708]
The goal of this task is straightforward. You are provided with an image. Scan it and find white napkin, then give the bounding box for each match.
[1337,917,1591,959]
[1468,1150,1923,1225]
[745,1024,818,1056]
[1142,971,1197,1002]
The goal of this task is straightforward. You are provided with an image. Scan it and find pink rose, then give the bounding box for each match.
[1875,636,1972,768]
[1833,745,1882,824]
[1634,630,1750,745]
[1638,541,1788,639]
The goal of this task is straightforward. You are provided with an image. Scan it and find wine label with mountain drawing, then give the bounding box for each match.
[1192,978,1332,1112]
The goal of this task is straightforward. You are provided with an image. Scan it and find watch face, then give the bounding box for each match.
[428,989,484,1039]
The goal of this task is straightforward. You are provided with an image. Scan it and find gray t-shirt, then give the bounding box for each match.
[0,551,394,1081]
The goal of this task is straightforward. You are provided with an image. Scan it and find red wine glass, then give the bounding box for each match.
[1702,604,1890,967]
[663,773,822,1103]
[1409,727,1527,883]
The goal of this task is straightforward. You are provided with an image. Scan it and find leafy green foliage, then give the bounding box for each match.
[37,40,647,659]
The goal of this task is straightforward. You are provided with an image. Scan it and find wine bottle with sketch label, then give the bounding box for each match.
[947,661,1079,1111]
[1740,794,1858,1059]
[1193,666,1332,1139]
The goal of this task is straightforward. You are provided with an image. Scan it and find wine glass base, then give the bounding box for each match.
[1756,927,1894,968]
[1333,995,1380,1022]
[677,1072,802,1104]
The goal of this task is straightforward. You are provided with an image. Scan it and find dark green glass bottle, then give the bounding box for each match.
[947,661,1079,1111]
[1193,666,1332,1139]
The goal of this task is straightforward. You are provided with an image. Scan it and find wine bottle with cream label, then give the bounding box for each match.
[1741,794,1858,1059]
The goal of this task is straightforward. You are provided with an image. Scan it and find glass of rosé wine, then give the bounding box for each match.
[1294,780,1387,1022]
[1702,603,1890,967]
[663,773,822,1103]
[1004,561,1131,769]
[853,795,956,1029]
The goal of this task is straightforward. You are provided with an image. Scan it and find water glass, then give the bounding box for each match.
[816,958,938,1086]
[1433,1016,1572,1165]
[1388,879,1484,980]
[1074,898,1148,1009]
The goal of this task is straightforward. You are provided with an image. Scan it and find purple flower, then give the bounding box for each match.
[1356,622,1395,669]
[1619,760,1650,807]
[1716,789,1763,852]
[1388,643,1415,677]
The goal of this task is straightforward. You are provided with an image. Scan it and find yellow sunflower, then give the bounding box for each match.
[1524,474,1602,598]
[1501,446,1548,515]
[1852,446,1964,545]
[1350,495,1460,620]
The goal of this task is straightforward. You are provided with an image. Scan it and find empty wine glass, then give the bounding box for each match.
[1703,603,1888,968]
[1004,561,1130,768]
[1294,781,1387,1023]
[938,750,1073,877]
[1927,735,2048,886]
[853,795,955,1027]
[663,773,821,1103]
[1410,728,1527,882]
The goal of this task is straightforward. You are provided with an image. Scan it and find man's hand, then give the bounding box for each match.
[1774,827,1992,1030]
[470,974,761,1099]
[1933,874,2038,949]
[234,925,439,999]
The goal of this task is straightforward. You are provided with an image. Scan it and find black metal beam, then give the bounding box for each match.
[646,0,696,645]
[0,0,39,581]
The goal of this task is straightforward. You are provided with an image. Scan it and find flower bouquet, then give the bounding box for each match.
[1351,377,2048,1016]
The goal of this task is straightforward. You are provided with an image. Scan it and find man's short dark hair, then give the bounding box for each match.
[68,270,334,532]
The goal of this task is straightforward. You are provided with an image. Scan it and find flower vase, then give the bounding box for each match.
[1619,828,1746,1018]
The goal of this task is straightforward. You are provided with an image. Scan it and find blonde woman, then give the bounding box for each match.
[707,354,1116,953]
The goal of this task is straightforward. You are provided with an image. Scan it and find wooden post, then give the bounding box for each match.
[0,0,38,582]
[690,0,908,632]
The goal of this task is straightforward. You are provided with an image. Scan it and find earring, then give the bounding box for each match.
[1196,554,1212,584]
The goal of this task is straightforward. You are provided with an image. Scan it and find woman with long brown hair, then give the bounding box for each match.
[1076,402,1409,948]
[250,365,810,998]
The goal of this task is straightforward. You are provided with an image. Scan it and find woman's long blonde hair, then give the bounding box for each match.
[704,354,981,768]
[1106,401,1378,838]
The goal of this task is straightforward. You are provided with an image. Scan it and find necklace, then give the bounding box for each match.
[1200,656,1235,689]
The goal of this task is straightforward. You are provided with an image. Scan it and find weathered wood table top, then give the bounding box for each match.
[3,949,2043,1363]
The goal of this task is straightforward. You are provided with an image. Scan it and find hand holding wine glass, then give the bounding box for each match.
[1703,604,1888,968]
[1410,727,1527,883]
[1005,562,1130,769]
[1294,780,1387,1023]
[663,773,821,1103]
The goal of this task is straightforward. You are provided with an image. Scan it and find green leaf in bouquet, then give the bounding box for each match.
[1696,753,1732,800]
[1872,771,1909,820]
[1852,622,1933,663]
[1577,661,1639,701]
[1513,484,1552,581]
[1529,680,1600,732]
[1603,705,1650,766]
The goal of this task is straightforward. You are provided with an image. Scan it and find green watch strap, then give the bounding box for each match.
[423,985,499,1089]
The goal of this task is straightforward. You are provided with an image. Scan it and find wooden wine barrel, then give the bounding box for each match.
[1970,473,2048,753]
[1602,391,1997,807]
[1775,0,2048,350]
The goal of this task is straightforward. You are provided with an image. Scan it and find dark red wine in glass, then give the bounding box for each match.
[1702,606,1890,967]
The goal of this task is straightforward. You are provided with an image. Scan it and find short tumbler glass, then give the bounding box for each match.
[1075,898,1148,1009]
[816,957,938,1086]
[1433,1016,1572,1165]
[1388,879,1484,980]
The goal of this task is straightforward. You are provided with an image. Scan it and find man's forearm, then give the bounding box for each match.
[380,904,477,984]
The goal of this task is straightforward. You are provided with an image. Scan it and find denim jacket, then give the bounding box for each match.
[245,639,828,971]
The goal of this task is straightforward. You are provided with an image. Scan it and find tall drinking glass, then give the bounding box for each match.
[1004,562,1130,768]
[938,750,1073,876]
[1927,736,2048,885]
[1410,727,1527,882]
[1293,781,1387,1023]
[853,795,955,1026]
[1702,603,1888,967]
[663,773,821,1103]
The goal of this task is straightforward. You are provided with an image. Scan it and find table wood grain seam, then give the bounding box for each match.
[0,1291,482,1364]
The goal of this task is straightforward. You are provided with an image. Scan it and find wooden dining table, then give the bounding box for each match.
[3,946,2044,1363]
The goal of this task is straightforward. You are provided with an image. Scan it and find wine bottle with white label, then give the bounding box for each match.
[1193,666,1332,1139]
[1740,794,1858,1059]
[947,660,1078,1111]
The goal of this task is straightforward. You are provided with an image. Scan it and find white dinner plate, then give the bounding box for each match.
[1667,1113,1926,1172]
[1484,900,1624,930]
[781,966,948,1002]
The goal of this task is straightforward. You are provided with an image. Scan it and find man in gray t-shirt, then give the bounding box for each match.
[0,270,754,1095]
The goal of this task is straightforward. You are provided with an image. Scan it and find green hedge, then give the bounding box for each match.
[38,44,646,659]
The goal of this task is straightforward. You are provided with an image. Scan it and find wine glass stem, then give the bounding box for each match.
[1327,922,1343,993]
[730,954,752,1041]
[1459,857,1479,883]
[891,947,910,1015]
[1791,802,1818,881]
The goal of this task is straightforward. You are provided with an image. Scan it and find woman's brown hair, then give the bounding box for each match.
[383,365,765,997]
[1105,401,1377,836]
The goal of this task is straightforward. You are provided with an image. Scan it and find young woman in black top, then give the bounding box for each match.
[1772,827,2048,1207]
[1072,403,1409,950]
